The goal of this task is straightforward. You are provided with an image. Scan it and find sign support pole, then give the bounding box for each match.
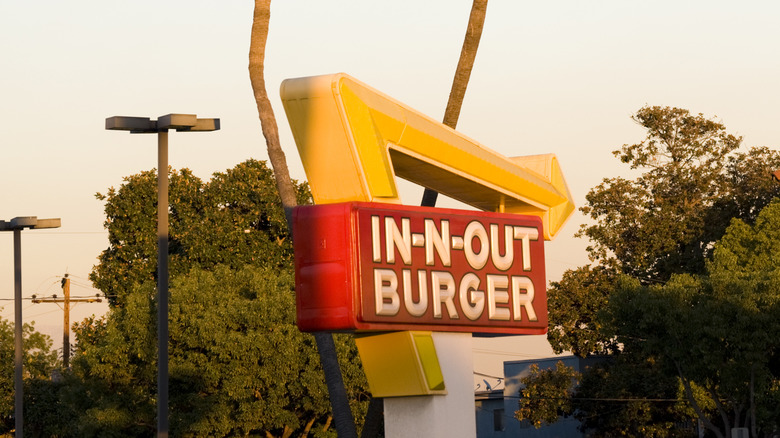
[282,74,574,438]
[384,333,475,437]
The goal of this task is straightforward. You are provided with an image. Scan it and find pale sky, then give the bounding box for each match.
[2,1,780,385]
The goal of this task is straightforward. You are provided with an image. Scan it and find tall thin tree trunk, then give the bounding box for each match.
[360,396,384,438]
[676,362,725,438]
[249,2,357,437]
[443,0,488,129]
[300,417,316,437]
[750,365,757,438]
[708,385,731,435]
[421,0,489,207]
[249,0,297,224]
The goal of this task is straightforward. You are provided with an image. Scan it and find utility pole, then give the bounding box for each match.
[32,274,102,368]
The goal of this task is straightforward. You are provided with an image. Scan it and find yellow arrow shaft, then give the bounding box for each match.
[281,73,574,240]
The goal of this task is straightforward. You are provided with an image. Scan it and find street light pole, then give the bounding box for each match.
[1,216,62,438]
[13,229,21,438]
[106,114,219,438]
[157,129,170,436]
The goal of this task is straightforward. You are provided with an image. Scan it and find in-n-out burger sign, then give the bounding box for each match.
[293,202,547,335]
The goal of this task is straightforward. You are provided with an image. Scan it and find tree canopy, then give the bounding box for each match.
[67,264,368,437]
[549,106,780,357]
[0,316,58,435]
[515,361,580,428]
[523,106,780,437]
[604,200,780,437]
[23,159,370,437]
[579,106,780,282]
[91,159,310,307]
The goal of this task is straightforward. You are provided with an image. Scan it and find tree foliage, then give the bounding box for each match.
[580,106,780,282]
[533,106,780,436]
[0,316,58,434]
[606,201,780,437]
[515,361,580,428]
[548,106,780,357]
[91,159,310,307]
[22,160,370,437]
[547,265,620,357]
[573,356,694,438]
[65,265,368,437]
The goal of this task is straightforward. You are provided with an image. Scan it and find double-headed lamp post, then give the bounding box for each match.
[106,114,219,438]
[0,216,61,438]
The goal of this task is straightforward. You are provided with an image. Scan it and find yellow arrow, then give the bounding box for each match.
[281,73,573,240]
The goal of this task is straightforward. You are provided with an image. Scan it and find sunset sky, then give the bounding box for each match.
[2,1,779,381]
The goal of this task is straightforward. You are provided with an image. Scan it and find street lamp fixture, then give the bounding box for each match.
[106,113,219,438]
[0,216,61,438]
[105,113,219,133]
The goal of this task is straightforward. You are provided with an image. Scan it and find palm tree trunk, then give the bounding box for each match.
[249,0,299,225]
[443,0,489,129]
[360,396,384,438]
[249,2,357,437]
[421,0,489,207]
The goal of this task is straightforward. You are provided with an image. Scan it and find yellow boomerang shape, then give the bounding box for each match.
[280,73,574,240]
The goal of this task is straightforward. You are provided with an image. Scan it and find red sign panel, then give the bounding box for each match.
[293,202,547,335]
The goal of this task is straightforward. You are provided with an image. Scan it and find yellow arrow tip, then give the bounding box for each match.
[510,154,575,240]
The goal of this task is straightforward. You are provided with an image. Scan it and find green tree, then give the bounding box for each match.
[66,265,367,437]
[532,106,780,436]
[548,106,780,357]
[90,159,310,307]
[579,106,780,283]
[27,160,370,437]
[546,265,620,357]
[515,361,580,428]
[572,356,694,438]
[0,316,58,434]
[606,200,780,438]
[515,357,694,437]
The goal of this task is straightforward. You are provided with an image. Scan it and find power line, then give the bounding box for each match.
[31,274,103,368]
[507,395,681,402]
[474,371,504,380]
[0,231,107,235]
[1,295,105,301]
[473,348,547,358]
[31,277,61,294]
[62,273,93,281]
[25,308,63,319]
[69,278,95,287]
[69,281,102,293]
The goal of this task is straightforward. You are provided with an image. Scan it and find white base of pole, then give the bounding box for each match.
[384,332,475,438]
